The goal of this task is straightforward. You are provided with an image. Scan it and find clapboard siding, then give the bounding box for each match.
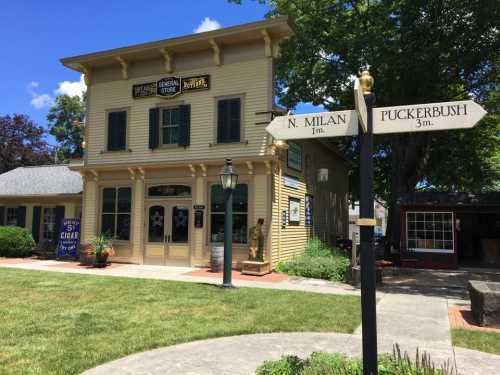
[270,140,350,267]
[86,58,272,166]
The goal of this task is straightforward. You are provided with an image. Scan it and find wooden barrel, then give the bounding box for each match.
[210,246,224,272]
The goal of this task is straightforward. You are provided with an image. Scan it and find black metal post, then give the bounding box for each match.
[359,92,378,375]
[222,187,233,287]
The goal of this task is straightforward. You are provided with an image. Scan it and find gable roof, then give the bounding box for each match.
[0,165,83,197]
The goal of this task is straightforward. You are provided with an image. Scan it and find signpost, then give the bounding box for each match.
[265,70,487,375]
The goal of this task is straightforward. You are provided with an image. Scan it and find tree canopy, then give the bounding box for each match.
[0,114,53,174]
[231,0,499,245]
[47,94,86,161]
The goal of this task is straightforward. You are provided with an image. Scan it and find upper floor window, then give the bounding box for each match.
[287,141,302,171]
[101,187,131,241]
[217,98,241,143]
[107,110,127,151]
[161,108,180,145]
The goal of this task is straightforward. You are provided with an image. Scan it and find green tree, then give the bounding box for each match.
[47,94,86,161]
[231,0,500,247]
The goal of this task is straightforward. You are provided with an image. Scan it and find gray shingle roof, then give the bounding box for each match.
[0,165,82,197]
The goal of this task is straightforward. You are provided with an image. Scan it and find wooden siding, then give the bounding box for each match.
[86,57,273,167]
[270,140,349,267]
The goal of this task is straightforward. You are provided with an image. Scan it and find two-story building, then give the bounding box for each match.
[61,17,350,268]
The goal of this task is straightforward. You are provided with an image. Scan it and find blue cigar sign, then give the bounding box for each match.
[56,218,81,259]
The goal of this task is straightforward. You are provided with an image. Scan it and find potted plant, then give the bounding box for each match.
[88,235,115,268]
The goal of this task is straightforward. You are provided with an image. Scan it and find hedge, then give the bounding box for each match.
[0,226,36,257]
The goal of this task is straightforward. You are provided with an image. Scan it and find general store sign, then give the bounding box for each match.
[266,100,486,140]
[133,75,210,99]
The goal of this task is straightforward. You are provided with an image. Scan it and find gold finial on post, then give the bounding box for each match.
[359,70,374,94]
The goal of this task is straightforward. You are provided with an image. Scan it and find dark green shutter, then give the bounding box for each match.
[0,206,4,226]
[32,206,41,243]
[178,104,191,147]
[217,100,229,143]
[230,98,241,142]
[55,206,65,243]
[149,108,160,149]
[16,206,26,228]
[107,111,127,151]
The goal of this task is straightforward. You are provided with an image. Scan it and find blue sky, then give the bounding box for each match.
[0,1,323,143]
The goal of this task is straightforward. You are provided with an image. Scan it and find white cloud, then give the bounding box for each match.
[193,17,221,33]
[30,94,54,109]
[54,74,86,98]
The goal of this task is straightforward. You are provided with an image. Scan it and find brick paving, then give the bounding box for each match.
[448,305,500,333]
[184,268,289,283]
[0,257,39,264]
[45,261,127,270]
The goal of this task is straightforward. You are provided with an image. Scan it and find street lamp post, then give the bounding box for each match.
[219,158,238,288]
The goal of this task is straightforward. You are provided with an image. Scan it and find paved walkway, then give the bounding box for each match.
[2,259,500,374]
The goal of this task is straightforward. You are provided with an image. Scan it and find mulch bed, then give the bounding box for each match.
[184,268,288,283]
[449,305,500,333]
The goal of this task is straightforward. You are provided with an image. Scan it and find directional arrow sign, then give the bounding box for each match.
[354,78,368,132]
[374,100,486,134]
[265,110,358,140]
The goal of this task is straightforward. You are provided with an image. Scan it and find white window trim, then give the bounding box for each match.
[100,186,132,243]
[406,211,455,254]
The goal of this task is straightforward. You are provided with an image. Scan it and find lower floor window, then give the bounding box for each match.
[42,207,57,241]
[407,211,454,252]
[210,184,248,243]
[101,187,132,240]
[6,207,18,226]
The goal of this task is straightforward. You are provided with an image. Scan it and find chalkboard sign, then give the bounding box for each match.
[56,218,81,259]
[194,209,204,228]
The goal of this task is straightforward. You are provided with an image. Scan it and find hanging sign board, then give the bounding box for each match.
[56,218,81,259]
[283,175,300,189]
[132,75,210,99]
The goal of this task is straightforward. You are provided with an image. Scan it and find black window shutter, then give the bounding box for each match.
[230,98,241,142]
[0,206,4,226]
[16,206,26,228]
[149,108,160,149]
[55,206,65,243]
[178,104,191,147]
[32,206,41,243]
[217,100,229,143]
[108,112,127,151]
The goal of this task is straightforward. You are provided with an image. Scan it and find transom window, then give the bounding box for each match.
[6,207,18,226]
[148,185,191,197]
[101,187,132,241]
[161,108,180,145]
[210,184,248,244]
[407,212,454,253]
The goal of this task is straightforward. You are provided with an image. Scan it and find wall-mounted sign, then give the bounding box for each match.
[289,197,301,225]
[157,76,181,97]
[284,175,300,189]
[305,194,313,227]
[193,205,206,210]
[194,209,204,228]
[132,75,210,99]
[56,218,81,259]
[281,209,287,229]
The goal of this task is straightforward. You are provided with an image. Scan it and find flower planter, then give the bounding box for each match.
[79,244,94,266]
[94,253,109,268]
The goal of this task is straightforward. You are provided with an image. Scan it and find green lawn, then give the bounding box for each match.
[452,329,500,355]
[0,268,360,375]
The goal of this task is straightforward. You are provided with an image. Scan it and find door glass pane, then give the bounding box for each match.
[171,206,189,243]
[148,206,164,242]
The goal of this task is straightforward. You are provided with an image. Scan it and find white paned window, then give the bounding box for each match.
[406,211,454,253]
[6,207,18,226]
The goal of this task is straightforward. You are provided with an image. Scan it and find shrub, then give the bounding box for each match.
[0,226,36,258]
[256,347,455,375]
[276,238,350,282]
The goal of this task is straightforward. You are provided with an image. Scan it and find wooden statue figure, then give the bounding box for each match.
[248,218,265,261]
